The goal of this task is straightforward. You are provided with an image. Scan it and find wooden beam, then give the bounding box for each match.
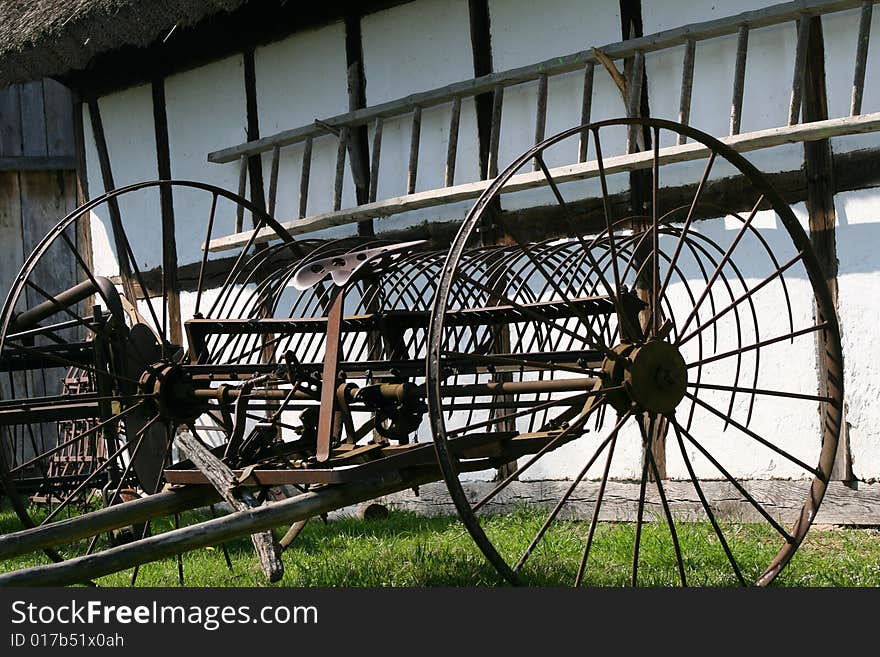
[802,16,851,481]
[0,156,76,171]
[468,0,495,180]
[242,49,265,215]
[376,479,880,526]
[86,98,138,305]
[174,429,283,582]
[0,467,441,587]
[208,112,880,252]
[344,13,374,236]
[0,485,220,561]
[151,77,183,347]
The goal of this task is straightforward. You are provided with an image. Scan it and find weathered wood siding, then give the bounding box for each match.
[0,78,79,459]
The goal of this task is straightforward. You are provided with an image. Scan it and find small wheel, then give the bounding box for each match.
[0,180,297,578]
[426,117,842,586]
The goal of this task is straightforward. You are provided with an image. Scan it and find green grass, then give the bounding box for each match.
[2,502,879,586]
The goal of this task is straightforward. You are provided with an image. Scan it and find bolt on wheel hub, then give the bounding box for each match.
[603,340,687,414]
[139,362,199,422]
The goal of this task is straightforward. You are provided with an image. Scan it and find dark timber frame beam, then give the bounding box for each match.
[242,49,266,216]
[619,0,666,479]
[344,13,374,236]
[802,15,851,481]
[151,77,183,346]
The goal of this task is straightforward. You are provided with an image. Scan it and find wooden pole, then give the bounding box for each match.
[174,429,283,582]
[0,485,219,561]
[0,468,440,587]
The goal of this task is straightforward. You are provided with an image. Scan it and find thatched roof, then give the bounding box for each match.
[0,0,249,87]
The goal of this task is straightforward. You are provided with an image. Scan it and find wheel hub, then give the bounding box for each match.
[603,340,687,414]
[139,362,198,421]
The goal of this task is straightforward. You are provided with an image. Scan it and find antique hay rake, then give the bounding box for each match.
[0,118,842,587]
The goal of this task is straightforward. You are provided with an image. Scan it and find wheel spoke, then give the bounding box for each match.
[39,413,162,525]
[688,381,836,404]
[683,391,825,480]
[655,152,716,305]
[516,408,632,574]
[686,322,829,370]
[675,195,764,339]
[8,400,147,475]
[583,136,639,340]
[641,415,687,587]
[678,250,804,346]
[84,415,156,555]
[672,416,794,542]
[471,399,604,512]
[3,338,143,387]
[630,440,650,587]
[671,419,746,586]
[574,408,632,585]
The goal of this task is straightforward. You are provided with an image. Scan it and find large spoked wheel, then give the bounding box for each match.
[0,180,297,579]
[426,118,843,586]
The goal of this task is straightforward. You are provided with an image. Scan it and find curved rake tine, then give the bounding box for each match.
[678,251,805,347]
[676,195,763,339]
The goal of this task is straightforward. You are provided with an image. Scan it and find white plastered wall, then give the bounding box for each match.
[165,54,249,268]
[254,21,356,240]
[361,0,480,233]
[83,83,159,280]
[835,188,880,481]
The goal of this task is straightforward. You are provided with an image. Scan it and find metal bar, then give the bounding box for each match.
[209,111,880,250]
[0,485,218,561]
[208,0,874,163]
[789,16,811,125]
[316,290,344,462]
[299,136,313,219]
[11,277,121,331]
[578,63,595,161]
[730,26,749,135]
[488,85,504,178]
[369,117,383,202]
[678,38,696,144]
[407,106,422,194]
[852,1,873,115]
[0,467,444,586]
